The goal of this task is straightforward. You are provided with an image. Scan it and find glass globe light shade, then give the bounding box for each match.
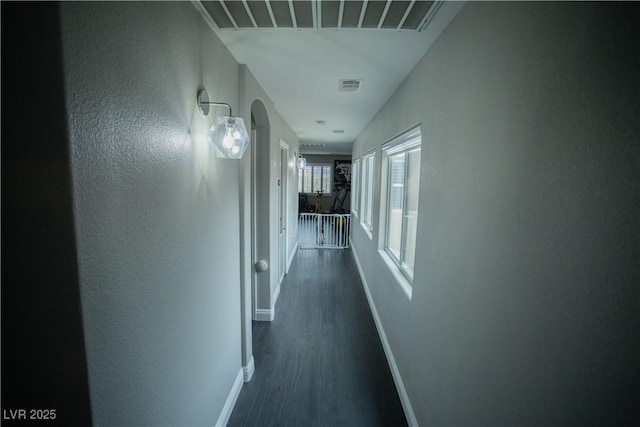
[210,116,250,159]
[297,156,307,169]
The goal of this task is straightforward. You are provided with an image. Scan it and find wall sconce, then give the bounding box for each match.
[297,154,307,169]
[197,88,249,159]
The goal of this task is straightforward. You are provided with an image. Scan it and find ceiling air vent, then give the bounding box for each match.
[339,79,363,92]
[197,1,440,31]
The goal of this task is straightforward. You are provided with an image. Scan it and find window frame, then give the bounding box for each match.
[360,151,375,236]
[351,158,360,217]
[381,125,422,282]
[297,163,332,194]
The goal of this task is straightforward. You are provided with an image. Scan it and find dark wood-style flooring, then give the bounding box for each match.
[228,249,407,427]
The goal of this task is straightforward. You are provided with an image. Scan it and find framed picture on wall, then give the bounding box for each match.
[334,160,351,191]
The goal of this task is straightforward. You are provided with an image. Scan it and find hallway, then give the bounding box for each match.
[3,2,638,425]
[229,249,407,427]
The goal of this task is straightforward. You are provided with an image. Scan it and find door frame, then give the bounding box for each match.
[279,140,289,283]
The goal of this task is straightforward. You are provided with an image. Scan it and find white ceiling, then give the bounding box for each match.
[195,1,465,155]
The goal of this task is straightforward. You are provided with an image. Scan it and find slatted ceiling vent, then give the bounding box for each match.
[201,0,439,31]
[339,79,363,92]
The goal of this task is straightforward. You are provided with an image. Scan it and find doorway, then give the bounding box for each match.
[241,99,271,382]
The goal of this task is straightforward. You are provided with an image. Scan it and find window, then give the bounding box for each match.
[382,125,421,280]
[361,152,375,233]
[298,164,332,193]
[351,159,360,216]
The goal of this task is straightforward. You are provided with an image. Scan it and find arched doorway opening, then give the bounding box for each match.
[240,99,270,382]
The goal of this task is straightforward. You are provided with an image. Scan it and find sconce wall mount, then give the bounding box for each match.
[297,154,307,169]
[197,87,250,159]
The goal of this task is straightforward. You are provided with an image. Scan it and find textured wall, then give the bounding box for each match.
[61,2,243,424]
[351,2,639,425]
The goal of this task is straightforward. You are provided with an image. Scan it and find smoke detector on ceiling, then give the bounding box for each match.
[339,79,363,92]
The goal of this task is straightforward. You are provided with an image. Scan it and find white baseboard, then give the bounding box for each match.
[287,241,298,272]
[243,356,255,383]
[255,272,285,322]
[273,279,281,308]
[351,245,418,427]
[215,368,243,427]
[254,308,274,321]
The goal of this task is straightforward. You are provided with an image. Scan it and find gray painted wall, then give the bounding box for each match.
[59,2,297,424]
[351,2,639,426]
[239,69,300,313]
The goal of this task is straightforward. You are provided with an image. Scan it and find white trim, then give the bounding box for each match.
[287,241,298,272]
[215,368,243,427]
[350,243,418,427]
[377,0,392,29]
[418,0,444,32]
[242,356,255,383]
[378,249,413,300]
[256,263,287,320]
[381,125,422,283]
[397,0,416,30]
[288,0,298,28]
[312,0,318,29]
[351,158,360,217]
[264,0,277,28]
[241,0,258,28]
[357,0,368,28]
[254,308,274,322]
[279,141,290,285]
[219,0,239,29]
[273,279,282,307]
[360,152,376,234]
[381,124,421,155]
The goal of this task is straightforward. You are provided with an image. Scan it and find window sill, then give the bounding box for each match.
[361,223,373,240]
[378,249,413,300]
